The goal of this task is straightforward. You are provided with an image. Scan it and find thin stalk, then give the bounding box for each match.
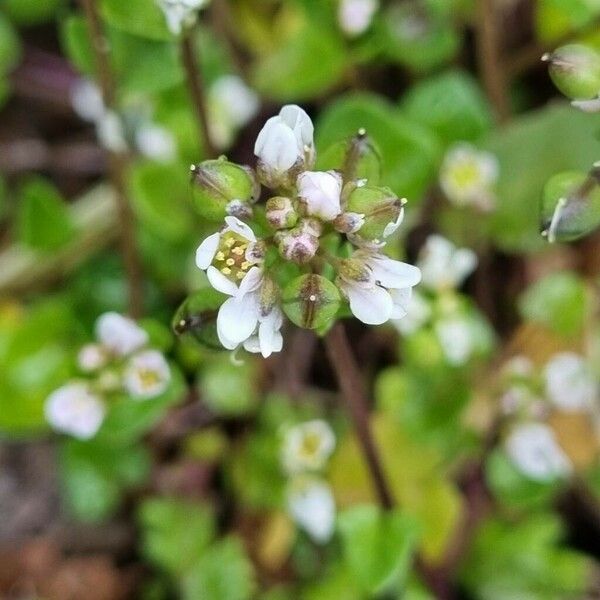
[79,0,143,318]
[180,27,218,158]
[324,321,394,509]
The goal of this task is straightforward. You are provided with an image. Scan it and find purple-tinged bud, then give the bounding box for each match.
[266,196,299,229]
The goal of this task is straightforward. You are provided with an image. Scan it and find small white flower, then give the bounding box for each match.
[156,0,209,35]
[70,79,105,123]
[417,235,477,292]
[338,0,379,37]
[281,420,336,474]
[571,96,600,113]
[287,476,336,543]
[96,111,128,153]
[297,171,343,222]
[45,383,105,440]
[95,312,149,357]
[505,422,572,482]
[338,250,421,326]
[196,217,283,357]
[135,124,177,162]
[439,143,498,209]
[254,105,314,173]
[77,344,108,372]
[124,350,171,399]
[544,352,597,412]
[503,355,535,378]
[435,315,477,366]
[392,289,431,334]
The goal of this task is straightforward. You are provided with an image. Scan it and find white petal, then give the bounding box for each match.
[236,266,263,300]
[382,206,404,238]
[195,232,220,270]
[207,265,239,296]
[287,478,335,543]
[216,296,259,347]
[279,104,314,150]
[571,97,600,113]
[242,335,261,354]
[346,283,393,325]
[367,255,422,289]
[389,287,412,319]
[96,312,148,356]
[298,171,342,221]
[224,216,256,242]
[255,118,299,171]
[257,309,283,358]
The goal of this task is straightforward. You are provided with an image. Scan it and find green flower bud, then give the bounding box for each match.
[344,184,404,242]
[545,44,600,100]
[190,159,259,221]
[282,274,341,329]
[266,196,299,229]
[541,167,600,243]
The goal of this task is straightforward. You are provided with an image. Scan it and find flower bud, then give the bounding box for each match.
[190,158,258,222]
[282,274,341,330]
[266,196,299,229]
[344,184,404,242]
[545,44,600,100]
[333,211,366,234]
[275,219,320,264]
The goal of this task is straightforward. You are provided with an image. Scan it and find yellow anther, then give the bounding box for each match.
[236,271,246,279]
[226,258,235,266]
[221,267,232,275]
[215,251,225,261]
[231,246,245,255]
[241,261,251,270]
[225,238,235,248]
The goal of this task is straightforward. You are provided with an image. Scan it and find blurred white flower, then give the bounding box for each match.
[135,124,177,162]
[435,315,475,366]
[505,422,572,482]
[503,355,535,378]
[439,143,498,209]
[571,96,600,113]
[338,0,379,37]
[96,111,128,154]
[337,249,421,326]
[196,217,283,357]
[156,0,209,35]
[70,79,105,123]
[281,420,336,474]
[254,105,314,173]
[297,171,343,222]
[287,476,336,543]
[417,235,477,291]
[392,289,431,335]
[544,352,597,412]
[45,383,105,440]
[77,344,108,372]
[124,350,171,399]
[95,312,149,357]
[208,75,260,150]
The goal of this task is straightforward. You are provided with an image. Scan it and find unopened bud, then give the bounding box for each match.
[546,44,600,100]
[333,211,366,234]
[190,158,259,221]
[282,274,341,330]
[266,196,299,229]
[275,219,320,264]
[226,199,253,219]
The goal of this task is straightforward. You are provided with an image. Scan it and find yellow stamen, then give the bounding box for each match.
[241,261,251,270]
[226,258,235,266]
[225,238,235,248]
[215,251,225,261]
[221,267,232,275]
[236,271,245,279]
[231,246,245,255]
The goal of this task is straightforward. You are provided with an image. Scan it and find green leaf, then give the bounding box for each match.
[0,11,22,74]
[518,271,589,337]
[181,536,256,600]
[316,94,441,201]
[338,505,419,595]
[61,14,95,75]
[535,0,600,42]
[2,0,64,25]
[400,69,493,144]
[486,104,600,253]
[138,498,215,574]
[100,0,171,41]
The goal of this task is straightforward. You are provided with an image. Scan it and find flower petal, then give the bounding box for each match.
[389,287,412,319]
[207,265,238,296]
[195,232,220,270]
[368,255,422,289]
[224,216,256,242]
[257,308,284,358]
[236,266,263,300]
[346,283,393,325]
[216,295,259,348]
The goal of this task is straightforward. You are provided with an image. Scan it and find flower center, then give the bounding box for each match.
[299,432,323,461]
[213,232,253,282]
[138,368,161,391]
[450,160,482,191]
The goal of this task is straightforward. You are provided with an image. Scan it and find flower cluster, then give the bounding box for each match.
[500,352,599,482]
[394,235,492,366]
[190,105,421,356]
[280,420,337,543]
[439,142,499,211]
[45,313,171,440]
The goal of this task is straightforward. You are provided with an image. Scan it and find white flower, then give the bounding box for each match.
[505,422,572,482]
[338,0,379,37]
[254,105,314,173]
[392,289,431,335]
[195,217,283,357]
[417,235,477,292]
[281,420,336,474]
[70,79,105,123]
[338,250,422,325]
[297,171,343,222]
[45,383,105,440]
[435,315,475,366]
[287,476,336,543]
[156,0,209,35]
[571,96,600,113]
[544,352,597,412]
[95,312,149,357]
[135,124,177,162]
[96,111,128,153]
[124,350,171,399]
[503,355,535,378]
[439,143,498,209]
[77,344,108,372]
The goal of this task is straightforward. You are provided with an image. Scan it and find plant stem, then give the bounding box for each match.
[79,0,143,318]
[180,27,218,158]
[324,321,394,509]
